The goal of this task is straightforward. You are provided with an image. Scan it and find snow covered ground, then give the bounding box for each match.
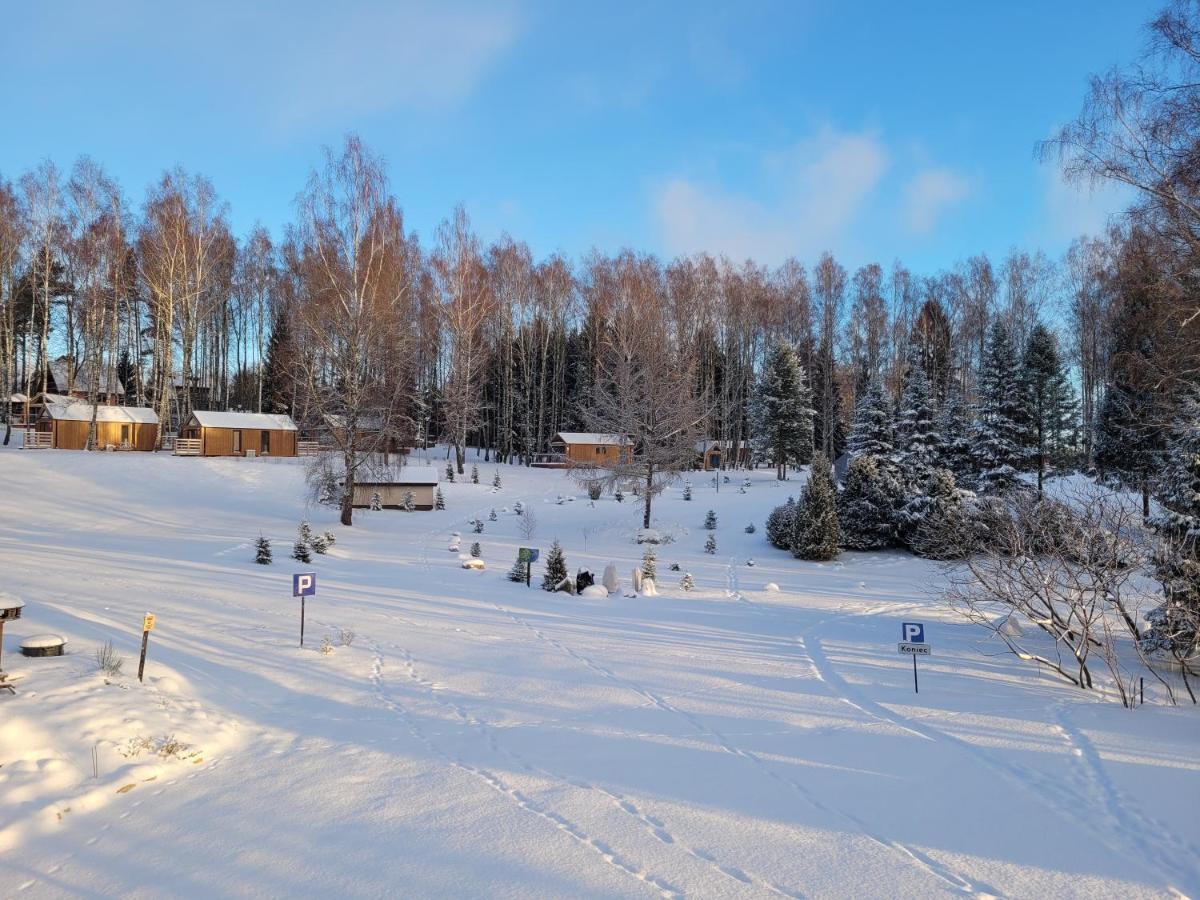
[0,449,1197,899]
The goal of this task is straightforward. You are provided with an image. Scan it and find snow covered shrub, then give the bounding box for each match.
[471,465,480,485]
[1143,536,1200,701]
[470,542,481,558]
[642,546,657,580]
[908,470,973,560]
[508,552,528,583]
[704,509,717,530]
[745,522,756,534]
[445,462,455,482]
[704,534,717,554]
[310,533,330,555]
[370,492,382,511]
[682,482,692,501]
[322,531,336,548]
[402,491,415,512]
[766,498,796,550]
[489,508,498,521]
[614,487,624,503]
[298,520,314,546]
[668,562,680,571]
[837,455,901,550]
[292,540,312,563]
[792,454,840,560]
[518,507,538,540]
[472,518,484,534]
[493,470,502,489]
[680,572,695,591]
[95,641,123,677]
[542,540,569,591]
[435,487,446,510]
[320,636,333,655]
[337,628,355,647]
[514,500,524,516]
[586,480,602,501]
[254,535,272,565]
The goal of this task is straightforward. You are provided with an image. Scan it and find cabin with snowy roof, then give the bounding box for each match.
[541,432,632,467]
[178,411,298,457]
[351,466,439,510]
[35,396,158,450]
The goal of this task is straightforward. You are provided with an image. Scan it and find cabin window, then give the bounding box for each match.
[261,432,270,455]
[596,446,603,455]
[232,430,242,453]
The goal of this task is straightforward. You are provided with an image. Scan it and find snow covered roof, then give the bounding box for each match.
[48,358,124,396]
[552,432,628,446]
[8,393,29,403]
[41,399,158,425]
[694,440,720,453]
[189,411,297,431]
[357,466,439,486]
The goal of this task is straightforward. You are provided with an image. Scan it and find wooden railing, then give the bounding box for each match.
[174,438,201,456]
[22,430,51,450]
[298,440,322,456]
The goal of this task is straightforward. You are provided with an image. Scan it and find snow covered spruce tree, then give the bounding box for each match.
[471,465,480,484]
[255,535,273,565]
[507,551,527,583]
[704,533,717,555]
[973,319,1028,494]
[1152,392,1200,537]
[369,491,382,511]
[837,455,901,550]
[704,509,717,530]
[937,382,976,483]
[894,353,942,487]
[906,469,972,560]
[292,537,312,563]
[434,487,445,510]
[641,545,657,580]
[848,379,894,461]
[766,498,796,550]
[751,341,814,480]
[541,540,569,592]
[791,453,840,560]
[1022,322,1077,496]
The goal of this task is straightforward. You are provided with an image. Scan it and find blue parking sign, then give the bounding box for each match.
[901,622,924,643]
[293,573,317,597]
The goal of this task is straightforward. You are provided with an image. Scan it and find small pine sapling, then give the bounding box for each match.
[541,540,569,591]
[704,509,717,530]
[434,487,446,510]
[322,531,336,548]
[445,462,455,482]
[311,532,330,554]
[744,522,756,534]
[587,480,602,500]
[298,520,314,545]
[370,491,382,511]
[472,518,484,534]
[641,545,657,580]
[615,487,624,503]
[320,636,333,655]
[254,535,272,565]
[514,500,524,516]
[489,508,498,521]
[493,470,502,488]
[470,542,481,558]
[680,572,695,591]
[402,490,415,512]
[704,533,717,555]
[292,539,312,563]
[669,562,680,571]
[682,482,693,501]
[471,465,480,484]
[507,552,527,582]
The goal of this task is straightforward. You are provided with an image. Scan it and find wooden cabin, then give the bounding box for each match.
[351,467,439,510]
[546,432,632,467]
[179,411,298,457]
[36,397,158,450]
[695,440,722,471]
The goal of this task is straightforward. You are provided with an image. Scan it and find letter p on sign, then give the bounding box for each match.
[293,573,317,597]
[902,622,925,643]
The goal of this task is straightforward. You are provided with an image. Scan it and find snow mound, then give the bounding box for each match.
[764,582,780,593]
[19,634,65,650]
[461,558,485,570]
[641,578,658,597]
[580,585,608,599]
[636,528,662,544]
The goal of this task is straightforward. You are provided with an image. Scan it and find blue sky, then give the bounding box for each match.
[1,1,1150,273]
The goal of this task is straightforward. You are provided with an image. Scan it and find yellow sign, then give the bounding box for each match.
[142,613,156,633]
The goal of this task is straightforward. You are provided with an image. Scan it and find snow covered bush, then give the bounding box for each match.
[445,462,455,482]
[745,522,756,534]
[1143,536,1200,702]
[489,508,498,521]
[586,480,602,501]
[320,636,333,655]
[765,498,795,550]
[471,465,480,484]
[837,455,900,550]
[642,545,657,580]
[907,470,973,560]
[402,491,415,512]
[704,534,717,554]
[508,553,527,583]
[95,641,123,677]
[792,454,840,560]
[682,482,692,501]
[680,572,694,591]
[514,500,524,516]
[493,470,502,489]
[704,509,717,530]
[292,540,312,563]
[614,487,624,503]
[518,507,538,540]
[434,487,446,510]
[311,532,330,555]
[542,540,569,592]
[470,542,481,558]
[322,531,336,548]
[298,520,313,546]
[472,518,484,534]
[370,492,382,511]
[254,535,272,565]
[337,628,355,647]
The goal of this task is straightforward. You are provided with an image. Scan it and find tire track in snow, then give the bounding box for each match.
[379,635,801,899]
[367,645,684,900]
[493,598,986,898]
[800,630,1193,898]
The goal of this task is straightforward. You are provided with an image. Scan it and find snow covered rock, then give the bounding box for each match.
[580,585,608,599]
[461,558,486,570]
[636,528,662,544]
[764,582,780,593]
[641,578,658,597]
[602,563,620,594]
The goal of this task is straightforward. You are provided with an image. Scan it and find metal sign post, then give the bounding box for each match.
[897,622,931,693]
[518,548,540,588]
[138,613,156,683]
[293,573,317,647]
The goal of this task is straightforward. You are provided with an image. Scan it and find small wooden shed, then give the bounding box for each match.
[548,432,632,466]
[352,466,439,510]
[695,440,722,471]
[180,411,298,457]
[37,397,159,450]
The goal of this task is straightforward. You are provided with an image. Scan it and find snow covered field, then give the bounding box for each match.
[0,450,1197,899]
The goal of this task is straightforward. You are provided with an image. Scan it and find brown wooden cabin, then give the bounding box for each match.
[181,411,298,457]
[351,467,439,510]
[37,397,158,450]
[695,440,722,471]
[545,432,632,467]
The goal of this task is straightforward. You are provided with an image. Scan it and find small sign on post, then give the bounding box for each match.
[518,548,540,587]
[293,573,316,647]
[138,612,155,682]
[897,622,930,693]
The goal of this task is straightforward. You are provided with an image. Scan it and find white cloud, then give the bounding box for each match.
[902,168,972,234]
[1041,166,1130,241]
[653,127,889,264]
